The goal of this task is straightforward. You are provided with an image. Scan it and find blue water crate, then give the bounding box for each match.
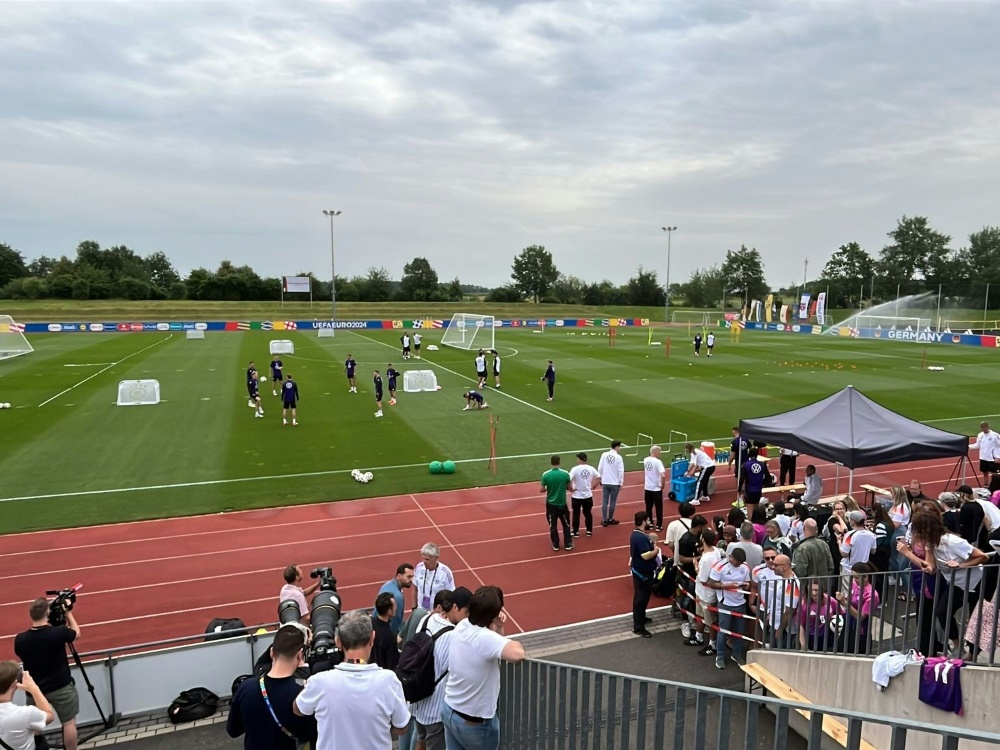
[670,459,690,479]
[671,476,697,502]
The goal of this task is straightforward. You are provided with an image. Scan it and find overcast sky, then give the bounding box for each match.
[2,1,999,288]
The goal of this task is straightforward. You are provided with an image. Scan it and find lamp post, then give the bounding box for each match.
[322,210,341,321]
[661,226,677,323]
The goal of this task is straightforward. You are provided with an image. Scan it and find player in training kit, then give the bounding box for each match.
[345,354,357,393]
[400,334,411,360]
[706,332,715,357]
[541,360,555,401]
[249,371,264,418]
[462,390,489,410]
[386,364,399,405]
[693,333,703,356]
[475,349,487,388]
[281,374,299,425]
[270,355,284,396]
[413,332,422,358]
[246,361,258,408]
[373,370,384,418]
[491,349,501,388]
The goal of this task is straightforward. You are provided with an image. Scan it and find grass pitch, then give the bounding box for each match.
[0,326,995,533]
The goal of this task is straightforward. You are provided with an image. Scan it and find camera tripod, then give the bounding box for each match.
[40,643,116,750]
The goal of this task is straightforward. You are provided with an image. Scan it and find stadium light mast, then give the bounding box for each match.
[323,210,342,321]
[662,226,677,324]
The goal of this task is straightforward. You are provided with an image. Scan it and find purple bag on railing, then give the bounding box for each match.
[918,657,963,715]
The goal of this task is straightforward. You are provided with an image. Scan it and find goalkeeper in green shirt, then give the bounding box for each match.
[541,455,573,552]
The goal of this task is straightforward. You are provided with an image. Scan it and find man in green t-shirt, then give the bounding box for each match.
[541,455,573,552]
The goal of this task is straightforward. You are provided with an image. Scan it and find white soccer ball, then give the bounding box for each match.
[1,403,9,409]
[364,472,373,482]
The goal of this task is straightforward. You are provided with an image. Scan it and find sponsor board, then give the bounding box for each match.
[143,323,158,331]
[169,322,184,330]
[89,323,104,332]
[48,324,63,332]
[156,323,170,331]
[312,320,369,329]
[195,322,208,331]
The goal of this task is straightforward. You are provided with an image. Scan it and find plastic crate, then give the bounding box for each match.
[671,476,697,502]
[670,459,690,479]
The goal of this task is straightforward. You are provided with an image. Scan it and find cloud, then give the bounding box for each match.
[1,0,998,286]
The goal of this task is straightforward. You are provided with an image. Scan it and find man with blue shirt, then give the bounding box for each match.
[345,354,358,393]
[270,355,284,396]
[729,426,749,494]
[386,364,399,406]
[249,371,264,419]
[281,374,299,426]
[462,390,488,410]
[374,370,384,418]
[693,332,703,356]
[541,360,556,401]
[375,564,414,637]
[629,511,660,638]
[743,448,768,509]
[246,360,258,408]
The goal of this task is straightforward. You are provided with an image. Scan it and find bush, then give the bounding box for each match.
[485,285,523,303]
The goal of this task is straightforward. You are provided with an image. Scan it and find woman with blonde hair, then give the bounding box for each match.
[888,485,912,588]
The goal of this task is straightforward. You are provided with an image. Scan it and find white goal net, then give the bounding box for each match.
[0,316,32,360]
[117,379,161,406]
[441,314,495,351]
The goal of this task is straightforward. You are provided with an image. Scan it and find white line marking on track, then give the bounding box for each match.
[38,336,172,408]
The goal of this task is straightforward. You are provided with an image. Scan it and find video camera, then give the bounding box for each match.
[277,567,343,674]
[45,583,83,627]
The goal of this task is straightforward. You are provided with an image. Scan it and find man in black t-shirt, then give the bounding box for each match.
[227,625,316,750]
[676,515,707,645]
[371,593,400,670]
[14,598,81,750]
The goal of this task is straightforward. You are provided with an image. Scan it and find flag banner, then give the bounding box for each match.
[780,304,789,323]
[283,276,311,293]
[816,292,827,325]
[765,294,774,323]
[798,293,811,320]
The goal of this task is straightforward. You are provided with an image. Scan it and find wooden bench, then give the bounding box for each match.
[814,494,852,507]
[742,663,877,750]
[762,483,806,496]
[859,484,889,507]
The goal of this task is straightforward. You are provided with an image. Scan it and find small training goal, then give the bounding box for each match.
[117,379,161,406]
[270,340,295,355]
[403,370,440,392]
[0,316,32,360]
[185,330,205,340]
[441,314,495,351]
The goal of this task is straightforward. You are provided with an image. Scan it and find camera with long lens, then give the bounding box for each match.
[276,567,342,673]
[46,584,83,627]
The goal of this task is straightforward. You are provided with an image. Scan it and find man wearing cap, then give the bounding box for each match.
[971,421,1000,485]
[568,452,599,538]
[598,441,625,526]
[839,511,876,582]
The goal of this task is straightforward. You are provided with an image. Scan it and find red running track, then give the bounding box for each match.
[0,455,967,656]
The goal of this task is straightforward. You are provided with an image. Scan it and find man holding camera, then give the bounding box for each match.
[279,565,321,625]
[0,662,54,750]
[13,598,81,750]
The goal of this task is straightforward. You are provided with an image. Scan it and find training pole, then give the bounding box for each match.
[609,327,616,347]
[665,337,671,359]
[487,414,499,475]
[920,347,927,370]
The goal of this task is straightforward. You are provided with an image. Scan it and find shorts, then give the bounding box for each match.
[414,343,421,349]
[247,385,255,396]
[403,346,411,353]
[697,599,717,630]
[29,682,79,723]
[272,373,282,381]
[375,392,384,402]
[388,381,397,391]
[980,460,998,473]
[346,372,355,380]
[477,370,487,379]
[249,391,259,400]
[282,400,296,409]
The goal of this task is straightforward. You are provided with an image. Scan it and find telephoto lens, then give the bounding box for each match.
[277,599,301,625]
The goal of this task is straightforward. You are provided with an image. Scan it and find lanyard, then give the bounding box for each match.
[258,676,296,739]
[420,567,439,602]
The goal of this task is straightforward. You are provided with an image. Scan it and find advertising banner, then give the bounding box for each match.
[816,292,827,325]
[282,276,312,293]
[798,293,811,320]
[765,294,773,323]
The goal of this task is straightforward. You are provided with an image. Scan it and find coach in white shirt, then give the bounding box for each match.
[569,453,600,537]
[441,586,526,750]
[971,421,1000,484]
[643,446,667,531]
[413,543,456,612]
[295,611,410,750]
[598,441,625,526]
[685,443,716,506]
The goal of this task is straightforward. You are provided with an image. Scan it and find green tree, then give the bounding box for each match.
[821,242,875,306]
[443,278,463,302]
[877,216,951,288]
[48,274,76,299]
[511,245,559,303]
[399,257,439,301]
[71,278,91,300]
[550,275,586,304]
[27,255,55,278]
[144,251,180,289]
[359,267,392,301]
[961,227,1000,286]
[116,277,151,300]
[485,284,523,303]
[21,277,46,299]
[674,265,726,308]
[0,242,27,287]
[720,245,768,303]
[626,266,666,307]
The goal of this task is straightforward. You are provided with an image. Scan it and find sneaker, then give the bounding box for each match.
[586,530,592,537]
[699,644,716,656]
[272,390,277,396]
[683,637,701,646]
[715,657,726,670]
[732,498,745,510]
[282,419,288,425]
[546,397,553,402]
[565,544,575,551]
[696,496,710,504]
[608,519,620,525]
[680,622,692,639]
[633,629,652,638]
[292,420,298,426]
[462,406,470,411]
[248,400,255,408]
[689,499,701,506]
[254,413,263,419]
[482,402,489,408]
[389,398,397,405]
[655,525,662,532]
[572,531,580,538]
[375,411,383,418]
[601,521,609,527]
[552,544,559,551]
[732,654,746,667]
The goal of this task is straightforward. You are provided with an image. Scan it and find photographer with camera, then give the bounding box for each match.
[0,662,55,750]
[13,597,81,750]
[279,565,321,625]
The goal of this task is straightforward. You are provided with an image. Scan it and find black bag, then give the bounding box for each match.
[204,617,247,641]
[652,558,677,599]
[168,687,219,724]
[232,674,253,696]
[394,618,454,703]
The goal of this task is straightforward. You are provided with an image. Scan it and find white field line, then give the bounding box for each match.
[38,336,172,407]
[63,363,117,367]
[351,331,614,442]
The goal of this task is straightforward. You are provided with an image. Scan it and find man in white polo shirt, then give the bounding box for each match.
[707,547,751,669]
[684,443,716,507]
[441,586,526,750]
[643,446,667,532]
[295,611,410,750]
[598,441,625,526]
[971,421,1000,485]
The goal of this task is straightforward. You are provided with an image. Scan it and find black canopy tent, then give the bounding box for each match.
[738,386,970,494]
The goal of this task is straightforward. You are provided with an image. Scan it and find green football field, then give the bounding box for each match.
[0,325,995,533]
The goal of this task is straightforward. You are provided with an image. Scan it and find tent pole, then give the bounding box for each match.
[849,468,854,497]
[835,464,840,494]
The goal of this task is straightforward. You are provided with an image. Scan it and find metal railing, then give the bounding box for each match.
[498,658,1000,750]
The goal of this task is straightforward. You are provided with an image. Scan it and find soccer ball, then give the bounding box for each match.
[363,471,373,482]
[0,403,8,409]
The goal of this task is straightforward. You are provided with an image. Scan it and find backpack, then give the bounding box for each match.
[204,617,247,641]
[167,687,219,724]
[652,557,677,599]
[394,617,454,703]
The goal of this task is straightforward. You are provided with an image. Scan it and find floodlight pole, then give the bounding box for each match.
[662,226,677,323]
[323,210,342,321]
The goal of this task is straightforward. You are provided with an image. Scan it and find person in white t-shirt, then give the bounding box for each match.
[706,331,716,357]
[971,421,1000,485]
[568,453,600,538]
[441,586,526,750]
[279,565,321,624]
[0,663,54,750]
[643,446,667,531]
[839,511,877,580]
[707,547,751,669]
[684,443,716,506]
[598,441,625,526]
[665,503,696,555]
[474,350,487,389]
[692,528,725,655]
[295,611,410,750]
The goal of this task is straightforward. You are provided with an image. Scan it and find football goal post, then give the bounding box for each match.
[0,316,32,360]
[441,313,495,351]
[854,315,931,330]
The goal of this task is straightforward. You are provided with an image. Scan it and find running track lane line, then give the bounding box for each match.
[352,331,614,443]
[37,335,173,407]
[409,493,526,634]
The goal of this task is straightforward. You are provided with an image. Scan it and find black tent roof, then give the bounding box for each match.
[738,386,969,469]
